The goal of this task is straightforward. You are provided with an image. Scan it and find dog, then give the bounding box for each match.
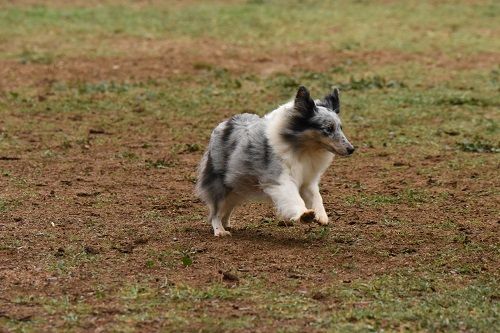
[196,86,355,236]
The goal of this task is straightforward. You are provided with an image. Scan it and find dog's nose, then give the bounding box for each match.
[347,147,355,155]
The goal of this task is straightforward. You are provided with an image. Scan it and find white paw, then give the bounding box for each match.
[316,214,329,225]
[214,229,232,237]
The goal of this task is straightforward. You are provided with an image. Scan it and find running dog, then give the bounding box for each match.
[196,86,355,236]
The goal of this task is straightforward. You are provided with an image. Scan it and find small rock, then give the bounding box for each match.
[133,106,146,113]
[237,267,250,272]
[278,220,293,227]
[444,130,460,136]
[194,247,207,253]
[401,248,417,254]
[219,270,239,282]
[89,129,107,135]
[288,273,304,279]
[113,244,133,254]
[76,191,100,197]
[311,291,327,301]
[134,238,148,245]
[54,248,65,257]
[84,246,100,255]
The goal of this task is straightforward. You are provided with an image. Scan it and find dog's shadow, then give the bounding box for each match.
[228,226,322,249]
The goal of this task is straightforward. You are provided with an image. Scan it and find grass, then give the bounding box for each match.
[2,273,497,332]
[0,1,498,58]
[0,198,8,212]
[3,67,498,151]
[0,0,499,332]
[318,275,499,332]
[457,138,500,153]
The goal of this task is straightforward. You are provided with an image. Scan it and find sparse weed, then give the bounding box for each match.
[145,158,174,168]
[457,138,499,153]
[118,151,138,160]
[306,226,330,240]
[18,49,55,64]
[339,75,406,91]
[436,95,497,107]
[0,198,8,212]
[77,81,132,94]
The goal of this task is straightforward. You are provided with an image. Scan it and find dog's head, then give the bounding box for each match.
[282,86,355,156]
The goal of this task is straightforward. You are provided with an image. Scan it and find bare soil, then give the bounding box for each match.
[0,38,498,331]
[1,38,498,92]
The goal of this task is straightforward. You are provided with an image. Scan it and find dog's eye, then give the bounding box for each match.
[327,125,335,133]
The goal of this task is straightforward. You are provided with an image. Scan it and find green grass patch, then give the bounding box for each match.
[1,1,499,57]
[318,274,499,332]
[0,198,8,212]
[18,49,56,64]
[457,138,500,153]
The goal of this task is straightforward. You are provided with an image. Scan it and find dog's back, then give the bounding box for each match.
[196,113,281,210]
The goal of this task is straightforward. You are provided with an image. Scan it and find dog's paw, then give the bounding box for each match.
[299,209,316,224]
[214,230,232,237]
[316,213,329,225]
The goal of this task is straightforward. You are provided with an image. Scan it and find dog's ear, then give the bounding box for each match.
[294,86,315,116]
[323,88,340,114]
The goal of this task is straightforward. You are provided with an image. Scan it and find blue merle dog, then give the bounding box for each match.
[196,86,355,236]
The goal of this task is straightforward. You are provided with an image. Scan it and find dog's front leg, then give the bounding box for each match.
[264,179,316,224]
[301,184,328,225]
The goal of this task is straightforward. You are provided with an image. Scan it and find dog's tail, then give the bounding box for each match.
[195,123,230,219]
[195,150,210,201]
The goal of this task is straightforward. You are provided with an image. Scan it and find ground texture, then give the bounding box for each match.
[0,1,499,332]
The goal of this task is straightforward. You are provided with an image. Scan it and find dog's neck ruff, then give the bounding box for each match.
[265,102,333,167]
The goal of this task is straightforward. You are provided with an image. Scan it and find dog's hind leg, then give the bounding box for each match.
[221,210,233,230]
[220,193,241,230]
[209,199,232,237]
[198,152,232,236]
[211,215,231,237]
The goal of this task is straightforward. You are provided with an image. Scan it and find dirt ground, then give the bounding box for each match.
[0,1,499,332]
[1,53,498,331]
[1,38,498,92]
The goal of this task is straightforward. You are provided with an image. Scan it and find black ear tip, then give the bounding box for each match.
[296,86,310,98]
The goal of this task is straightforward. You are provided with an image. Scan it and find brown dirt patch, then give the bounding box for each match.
[1,109,498,293]
[1,37,498,92]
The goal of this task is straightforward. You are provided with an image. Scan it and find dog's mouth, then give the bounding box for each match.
[322,143,353,156]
